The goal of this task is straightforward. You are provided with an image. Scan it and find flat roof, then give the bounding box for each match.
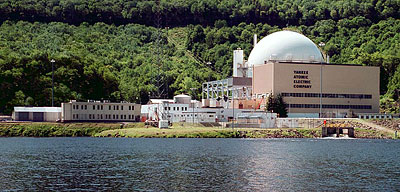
[276,61,379,67]
[68,101,138,104]
[14,107,61,113]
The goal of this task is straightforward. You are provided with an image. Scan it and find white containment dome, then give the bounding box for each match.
[247,31,324,67]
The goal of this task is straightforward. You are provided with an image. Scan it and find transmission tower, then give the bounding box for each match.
[152,0,169,99]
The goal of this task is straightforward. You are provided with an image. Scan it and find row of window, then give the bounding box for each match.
[286,104,372,109]
[281,92,372,99]
[72,104,135,111]
[164,107,188,111]
[171,114,215,117]
[72,114,136,120]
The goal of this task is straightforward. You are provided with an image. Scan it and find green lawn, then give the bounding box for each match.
[95,123,321,138]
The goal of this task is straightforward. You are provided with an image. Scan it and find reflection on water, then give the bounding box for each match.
[0,138,399,191]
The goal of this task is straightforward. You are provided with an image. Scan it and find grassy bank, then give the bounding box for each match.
[354,127,394,139]
[0,122,396,139]
[95,123,321,138]
[0,122,126,137]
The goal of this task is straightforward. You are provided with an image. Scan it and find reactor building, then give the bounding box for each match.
[202,30,380,118]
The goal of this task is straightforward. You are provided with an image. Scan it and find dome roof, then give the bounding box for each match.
[174,94,191,98]
[248,31,323,66]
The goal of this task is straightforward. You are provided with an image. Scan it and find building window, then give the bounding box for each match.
[129,106,131,110]
[93,105,95,110]
[287,103,372,109]
[282,92,372,99]
[116,106,119,110]
[101,105,103,110]
[132,106,134,110]
[121,106,124,110]
[85,105,87,110]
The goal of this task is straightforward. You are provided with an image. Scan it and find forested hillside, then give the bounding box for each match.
[0,0,399,114]
[0,0,398,26]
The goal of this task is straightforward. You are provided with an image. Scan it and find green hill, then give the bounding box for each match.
[0,0,399,114]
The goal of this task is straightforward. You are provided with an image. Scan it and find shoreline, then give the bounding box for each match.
[0,122,396,139]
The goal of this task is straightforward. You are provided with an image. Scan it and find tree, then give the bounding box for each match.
[275,94,288,117]
[266,93,276,112]
[266,93,288,117]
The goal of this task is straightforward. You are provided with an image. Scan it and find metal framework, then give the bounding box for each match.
[152,0,168,99]
[202,79,252,101]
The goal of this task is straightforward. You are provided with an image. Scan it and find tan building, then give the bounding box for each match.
[253,62,379,116]
[62,100,141,122]
[237,30,379,117]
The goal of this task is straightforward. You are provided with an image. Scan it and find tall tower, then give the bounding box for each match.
[152,0,168,99]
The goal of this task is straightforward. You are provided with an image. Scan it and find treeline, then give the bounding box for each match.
[0,0,398,26]
[0,21,216,114]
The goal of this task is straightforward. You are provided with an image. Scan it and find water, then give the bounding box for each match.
[0,138,399,191]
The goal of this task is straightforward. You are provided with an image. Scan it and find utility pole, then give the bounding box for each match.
[318,42,325,118]
[190,88,196,125]
[51,59,55,107]
[232,88,235,130]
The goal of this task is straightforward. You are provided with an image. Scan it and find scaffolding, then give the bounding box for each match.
[202,77,252,101]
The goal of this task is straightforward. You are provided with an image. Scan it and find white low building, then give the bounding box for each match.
[141,94,265,123]
[12,107,61,122]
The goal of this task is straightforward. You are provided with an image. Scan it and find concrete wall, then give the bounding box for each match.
[253,63,274,94]
[44,112,61,122]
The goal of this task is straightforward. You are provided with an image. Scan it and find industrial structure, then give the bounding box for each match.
[203,30,380,118]
[12,100,141,122]
[11,30,382,124]
[13,107,61,122]
[62,100,141,122]
[141,94,263,123]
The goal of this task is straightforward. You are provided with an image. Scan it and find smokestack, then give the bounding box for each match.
[253,34,257,47]
[233,48,244,77]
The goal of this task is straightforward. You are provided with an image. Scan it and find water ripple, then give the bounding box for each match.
[0,138,399,191]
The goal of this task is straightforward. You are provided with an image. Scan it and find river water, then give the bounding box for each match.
[0,138,399,191]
